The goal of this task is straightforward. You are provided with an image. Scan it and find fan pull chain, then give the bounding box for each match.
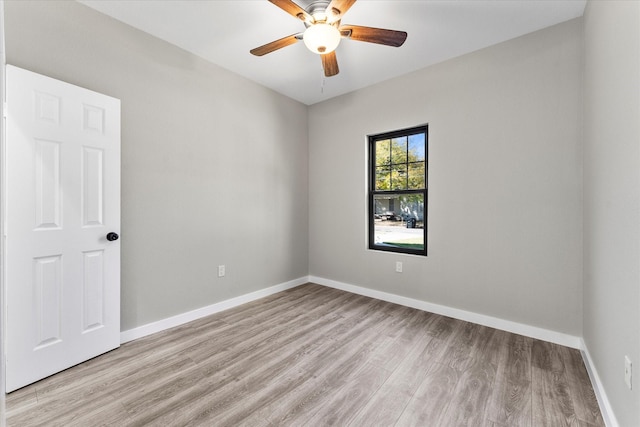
[321,75,326,94]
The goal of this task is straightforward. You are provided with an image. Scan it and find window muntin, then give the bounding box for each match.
[369,126,427,256]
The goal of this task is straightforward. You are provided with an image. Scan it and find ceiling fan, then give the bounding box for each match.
[250,0,408,77]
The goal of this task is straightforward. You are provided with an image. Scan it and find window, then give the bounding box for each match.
[369,125,428,255]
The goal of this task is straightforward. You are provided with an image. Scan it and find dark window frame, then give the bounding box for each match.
[368,125,428,256]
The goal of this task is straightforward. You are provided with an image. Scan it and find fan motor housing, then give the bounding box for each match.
[303,0,332,26]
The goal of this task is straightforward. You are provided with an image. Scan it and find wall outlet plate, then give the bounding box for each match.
[218,265,225,278]
[625,355,632,390]
[395,261,403,273]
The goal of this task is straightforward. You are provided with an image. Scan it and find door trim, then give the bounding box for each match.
[1,0,7,405]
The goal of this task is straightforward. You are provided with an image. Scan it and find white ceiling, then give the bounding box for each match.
[78,0,586,105]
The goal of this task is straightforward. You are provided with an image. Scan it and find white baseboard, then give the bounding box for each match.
[309,275,582,349]
[580,341,620,427]
[122,274,582,349]
[120,276,309,343]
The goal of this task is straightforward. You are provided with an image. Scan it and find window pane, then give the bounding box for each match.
[369,125,427,256]
[373,193,424,250]
[376,139,390,166]
[408,162,425,189]
[408,133,425,161]
[391,137,407,164]
[391,165,407,190]
[375,166,390,190]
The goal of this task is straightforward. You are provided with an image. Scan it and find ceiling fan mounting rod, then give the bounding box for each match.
[306,1,331,23]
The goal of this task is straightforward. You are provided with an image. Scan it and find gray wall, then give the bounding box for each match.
[309,19,583,336]
[583,1,640,425]
[4,1,309,331]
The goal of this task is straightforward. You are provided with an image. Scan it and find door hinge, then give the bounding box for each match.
[3,102,7,117]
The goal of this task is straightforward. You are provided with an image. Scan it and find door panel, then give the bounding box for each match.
[5,65,121,392]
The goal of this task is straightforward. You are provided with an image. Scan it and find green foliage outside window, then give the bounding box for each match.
[375,134,426,191]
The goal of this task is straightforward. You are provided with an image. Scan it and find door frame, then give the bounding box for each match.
[1,0,8,417]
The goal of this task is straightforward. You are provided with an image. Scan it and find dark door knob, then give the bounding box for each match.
[106,232,119,241]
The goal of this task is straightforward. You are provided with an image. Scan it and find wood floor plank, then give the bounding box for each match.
[205,300,397,426]
[443,321,487,371]
[397,322,497,427]
[485,333,533,426]
[22,320,202,403]
[347,312,443,426]
[207,300,401,426]
[5,284,605,427]
[486,380,532,427]
[124,293,391,425]
[394,361,461,426]
[531,340,583,426]
[367,308,435,371]
[122,311,347,424]
[299,362,392,426]
[7,351,198,426]
[440,357,496,426]
[182,287,357,364]
[207,283,337,327]
[277,306,414,426]
[560,346,605,426]
[3,387,36,419]
[507,333,534,381]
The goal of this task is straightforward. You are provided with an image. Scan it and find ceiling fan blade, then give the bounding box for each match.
[340,25,407,47]
[269,0,313,23]
[250,33,301,56]
[321,51,339,77]
[326,0,356,23]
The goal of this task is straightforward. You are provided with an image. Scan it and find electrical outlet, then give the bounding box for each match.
[625,356,633,390]
[218,265,225,278]
[395,261,403,273]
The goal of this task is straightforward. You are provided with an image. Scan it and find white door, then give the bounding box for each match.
[5,65,121,392]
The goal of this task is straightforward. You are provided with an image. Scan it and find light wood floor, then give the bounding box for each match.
[6,283,603,426]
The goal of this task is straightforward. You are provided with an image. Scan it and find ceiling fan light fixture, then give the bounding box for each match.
[303,23,341,54]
